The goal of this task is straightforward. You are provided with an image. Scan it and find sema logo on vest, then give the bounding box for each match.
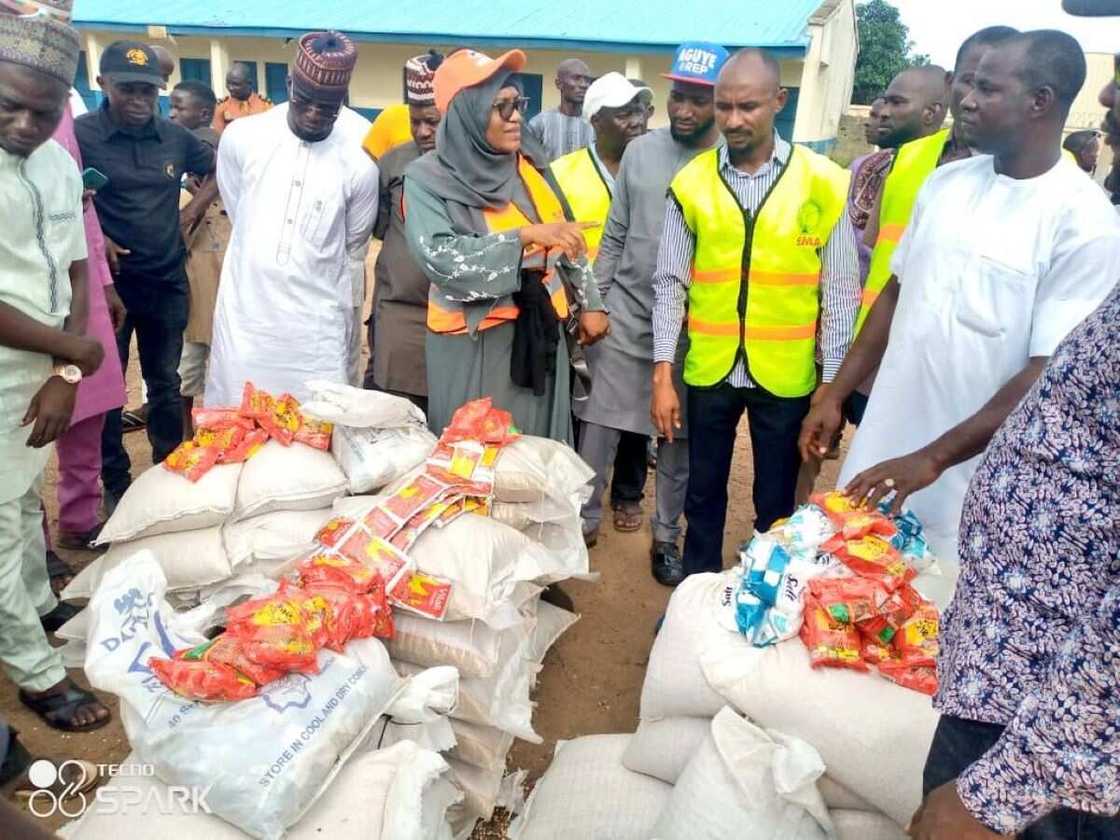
[795,200,824,248]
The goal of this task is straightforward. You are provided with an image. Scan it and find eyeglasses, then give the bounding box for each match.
[492,96,530,121]
[290,92,341,118]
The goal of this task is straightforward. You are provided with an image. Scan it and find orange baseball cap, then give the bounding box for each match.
[434,48,527,113]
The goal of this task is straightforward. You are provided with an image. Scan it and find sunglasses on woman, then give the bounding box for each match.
[492,96,531,121]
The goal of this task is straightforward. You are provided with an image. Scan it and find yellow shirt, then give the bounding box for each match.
[362,104,412,161]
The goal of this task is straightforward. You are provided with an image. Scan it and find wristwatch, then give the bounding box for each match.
[52,363,82,385]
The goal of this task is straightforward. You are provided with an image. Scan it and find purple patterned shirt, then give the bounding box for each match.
[937,282,1120,833]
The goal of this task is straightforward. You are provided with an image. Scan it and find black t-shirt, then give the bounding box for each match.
[75,102,215,280]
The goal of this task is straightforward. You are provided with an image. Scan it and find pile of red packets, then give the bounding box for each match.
[150,552,393,701]
[799,493,940,695]
[152,397,521,702]
[164,382,333,482]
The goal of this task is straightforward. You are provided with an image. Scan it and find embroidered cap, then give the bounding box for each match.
[292,30,358,103]
[0,13,79,86]
[404,50,442,106]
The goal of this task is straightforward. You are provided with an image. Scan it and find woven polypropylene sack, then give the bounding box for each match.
[652,707,833,840]
[509,734,671,840]
[96,462,241,544]
[233,441,347,521]
[63,527,230,599]
[621,715,711,784]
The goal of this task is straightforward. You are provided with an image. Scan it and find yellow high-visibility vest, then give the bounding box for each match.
[670,145,850,396]
[549,146,611,261]
[856,128,950,334]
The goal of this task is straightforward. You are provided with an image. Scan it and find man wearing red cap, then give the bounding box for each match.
[205,31,379,405]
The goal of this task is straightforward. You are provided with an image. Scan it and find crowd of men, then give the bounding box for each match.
[1,0,1120,836]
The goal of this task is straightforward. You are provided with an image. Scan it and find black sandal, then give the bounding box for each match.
[19,683,111,733]
[40,601,82,633]
[121,407,148,433]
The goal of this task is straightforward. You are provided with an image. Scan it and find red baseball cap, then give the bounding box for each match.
[434,48,527,113]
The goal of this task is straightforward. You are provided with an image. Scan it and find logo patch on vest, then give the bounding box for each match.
[795,201,823,248]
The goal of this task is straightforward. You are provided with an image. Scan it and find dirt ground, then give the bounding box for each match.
[0,254,847,836]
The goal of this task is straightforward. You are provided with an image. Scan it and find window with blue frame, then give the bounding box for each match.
[265,62,289,103]
[775,87,800,142]
[353,107,382,122]
[180,58,212,88]
[510,73,543,120]
[74,50,99,111]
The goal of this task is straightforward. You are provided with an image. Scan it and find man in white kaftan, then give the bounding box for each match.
[205,30,378,405]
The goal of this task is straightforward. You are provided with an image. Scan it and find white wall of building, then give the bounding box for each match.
[793,0,857,149]
[80,23,856,144]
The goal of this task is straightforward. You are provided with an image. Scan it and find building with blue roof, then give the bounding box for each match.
[70,0,857,149]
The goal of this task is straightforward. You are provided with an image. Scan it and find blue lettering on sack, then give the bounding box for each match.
[256,665,369,789]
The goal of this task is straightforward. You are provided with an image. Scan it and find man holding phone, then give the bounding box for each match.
[75,40,215,508]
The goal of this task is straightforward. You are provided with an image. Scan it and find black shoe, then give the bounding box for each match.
[40,601,82,633]
[103,484,129,520]
[651,541,685,587]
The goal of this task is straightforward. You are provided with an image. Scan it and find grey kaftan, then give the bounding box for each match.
[402,174,604,442]
[573,128,721,438]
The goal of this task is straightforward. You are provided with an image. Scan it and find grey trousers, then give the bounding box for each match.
[0,477,64,692]
[578,421,689,544]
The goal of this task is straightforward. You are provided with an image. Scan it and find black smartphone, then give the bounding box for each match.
[82,167,109,191]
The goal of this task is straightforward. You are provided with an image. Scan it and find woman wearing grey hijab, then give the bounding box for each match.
[404,49,610,443]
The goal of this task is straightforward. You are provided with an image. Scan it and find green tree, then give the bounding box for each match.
[853,0,931,104]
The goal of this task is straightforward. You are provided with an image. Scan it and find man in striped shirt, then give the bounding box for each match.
[651,49,860,578]
[526,58,594,162]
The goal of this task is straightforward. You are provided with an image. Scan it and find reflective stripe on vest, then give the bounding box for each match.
[550,146,611,262]
[669,145,850,397]
[855,129,949,335]
[427,155,570,335]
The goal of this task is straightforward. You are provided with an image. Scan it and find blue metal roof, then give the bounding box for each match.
[70,0,821,55]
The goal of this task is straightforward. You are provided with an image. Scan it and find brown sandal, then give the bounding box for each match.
[612,503,642,533]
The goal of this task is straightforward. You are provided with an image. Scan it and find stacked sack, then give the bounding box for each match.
[511,496,959,840]
[58,383,397,609]
[333,413,591,836]
[57,388,587,840]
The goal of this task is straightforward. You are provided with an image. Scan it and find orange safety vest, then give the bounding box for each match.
[427,156,571,335]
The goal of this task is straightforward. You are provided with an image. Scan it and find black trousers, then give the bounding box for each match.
[924,715,1120,839]
[101,274,188,500]
[843,390,869,426]
[682,382,810,575]
[610,430,649,506]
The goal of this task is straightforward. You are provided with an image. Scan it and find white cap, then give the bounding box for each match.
[582,71,652,120]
